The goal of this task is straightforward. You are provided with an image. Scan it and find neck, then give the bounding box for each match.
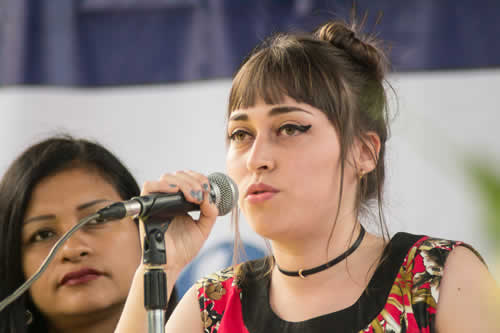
[269,227,385,300]
[271,215,363,274]
[47,303,123,333]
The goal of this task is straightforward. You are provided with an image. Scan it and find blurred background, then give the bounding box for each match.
[1,0,499,296]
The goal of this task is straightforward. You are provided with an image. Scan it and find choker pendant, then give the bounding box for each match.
[277,226,366,278]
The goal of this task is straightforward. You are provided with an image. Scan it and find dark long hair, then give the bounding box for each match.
[0,135,176,332]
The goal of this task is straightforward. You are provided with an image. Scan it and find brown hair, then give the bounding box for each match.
[228,17,393,270]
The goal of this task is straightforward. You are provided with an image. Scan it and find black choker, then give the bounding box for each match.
[277,226,366,278]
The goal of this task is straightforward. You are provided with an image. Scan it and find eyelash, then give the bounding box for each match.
[229,124,312,142]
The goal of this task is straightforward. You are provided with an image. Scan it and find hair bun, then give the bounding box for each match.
[314,21,388,81]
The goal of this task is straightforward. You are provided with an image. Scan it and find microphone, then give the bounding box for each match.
[97,172,238,221]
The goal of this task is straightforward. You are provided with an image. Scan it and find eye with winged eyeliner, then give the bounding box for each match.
[229,124,312,142]
[278,124,312,136]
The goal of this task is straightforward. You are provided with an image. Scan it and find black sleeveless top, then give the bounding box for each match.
[196,233,479,333]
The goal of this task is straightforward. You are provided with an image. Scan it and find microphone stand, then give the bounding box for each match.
[141,215,172,333]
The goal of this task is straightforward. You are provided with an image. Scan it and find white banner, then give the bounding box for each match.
[1,70,499,291]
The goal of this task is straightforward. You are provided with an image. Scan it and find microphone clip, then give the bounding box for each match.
[142,215,172,266]
[141,215,170,326]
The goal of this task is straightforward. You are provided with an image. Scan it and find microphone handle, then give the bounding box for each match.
[134,193,200,219]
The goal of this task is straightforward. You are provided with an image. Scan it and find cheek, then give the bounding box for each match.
[226,154,248,208]
[295,150,341,200]
[23,252,53,309]
[22,247,49,280]
[112,223,140,250]
[22,253,37,278]
[226,151,245,186]
[29,278,50,309]
[107,223,141,270]
[114,234,141,291]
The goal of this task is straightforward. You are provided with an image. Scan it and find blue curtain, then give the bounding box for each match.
[1,0,499,86]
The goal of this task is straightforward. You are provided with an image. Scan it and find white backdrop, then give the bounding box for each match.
[1,69,499,291]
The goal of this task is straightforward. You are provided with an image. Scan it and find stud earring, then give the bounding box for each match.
[358,170,365,180]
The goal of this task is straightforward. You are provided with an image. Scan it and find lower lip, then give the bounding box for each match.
[63,274,101,286]
[246,192,277,203]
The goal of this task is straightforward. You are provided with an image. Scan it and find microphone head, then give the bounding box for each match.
[208,172,239,216]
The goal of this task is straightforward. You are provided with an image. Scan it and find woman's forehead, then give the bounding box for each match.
[230,94,301,113]
[229,101,326,127]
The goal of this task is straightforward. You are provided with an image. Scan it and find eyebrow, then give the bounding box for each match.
[23,199,111,225]
[77,199,110,211]
[229,106,312,121]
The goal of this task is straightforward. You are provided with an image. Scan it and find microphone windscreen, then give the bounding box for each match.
[208,173,238,216]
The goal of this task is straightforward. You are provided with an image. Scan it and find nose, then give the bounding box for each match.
[246,134,276,173]
[60,230,92,263]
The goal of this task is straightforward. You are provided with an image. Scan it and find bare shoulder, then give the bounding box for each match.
[440,245,488,278]
[436,245,500,332]
[165,284,204,333]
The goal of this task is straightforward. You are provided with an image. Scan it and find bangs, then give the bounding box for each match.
[228,35,336,115]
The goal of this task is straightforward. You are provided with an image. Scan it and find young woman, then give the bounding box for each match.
[0,136,177,333]
[116,19,499,333]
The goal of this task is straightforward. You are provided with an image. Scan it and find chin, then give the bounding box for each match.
[51,297,124,320]
[50,286,124,315]
[248,215,287,240]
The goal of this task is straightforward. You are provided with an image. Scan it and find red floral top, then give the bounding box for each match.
[196,233,481,333]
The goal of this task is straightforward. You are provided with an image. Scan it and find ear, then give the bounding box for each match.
[352,131,381,176]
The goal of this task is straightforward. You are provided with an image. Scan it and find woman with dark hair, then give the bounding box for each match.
[115,18,499,333]
[0,135,177,333]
